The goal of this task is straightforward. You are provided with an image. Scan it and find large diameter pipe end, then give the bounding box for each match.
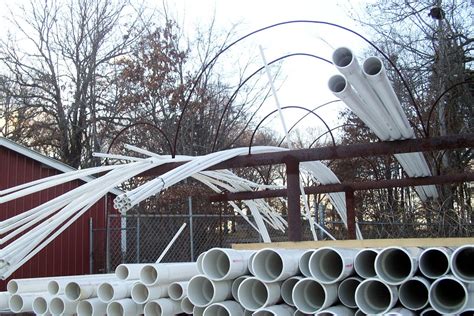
[65,282,81,301]
[140,265,158,286]
[337,277,361,309]
[398,277,429,310]
[354,249,378,278]
[451,245,474,283]
[180,296,194,314]
[202,248,232,280]
[97,282,114,303]
[298,250,314,278]
[419,248,450,279]
[309,248,347,284]
[6,280,18,294]
[32,297,48,315]
[47,281,60,295]
[328,75,347,94]
[362,57,383,76]
[375,247,417,285]
[9,295,24,313]
[131,282,149,304]
[332,47,355,68]
[115,264,129,280]
[77,300,93,316]
[429,277,468,314]
[252,249,284,282]
[355,278,398,314]
[292,278,332,314]
[187,275,215,307]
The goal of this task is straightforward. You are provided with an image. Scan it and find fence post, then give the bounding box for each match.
[188,197,194,261]
[136,214,140,263]
[106,215,111,273]
[89,218,93,274]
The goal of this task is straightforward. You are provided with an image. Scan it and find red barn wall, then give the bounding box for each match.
[0,145,116,290]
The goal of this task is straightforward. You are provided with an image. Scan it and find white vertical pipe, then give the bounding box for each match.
[354,248,378,278]
[309,247,357,284]
[131,282,168,304]
[231,275,249,302]
[281,276,302,307]
[187,275,232,307]
[337,276,362,309]
[298,249,314,278]
[49,296,78,315]
[398,276,430,310]
[292,278,338,314]
[429,275,470,314]
[144,298,182,316]
[139,262,198,286]
[450,245,474,283]
[315,305,355,315]
[419,247,452,279]
[180,296,194,314]
[252,248,304,282]
[355,278,398,315]
[237,277,281,311]
[375,246,421,285]
[77,297,108,316]
[202,300,244,316]
[253,304,296,316]
[106,298,143,316]
[168,281,188,300]
[8,293,35,313]
[202,248,253,280]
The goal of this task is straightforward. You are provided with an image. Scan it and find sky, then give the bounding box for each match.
[0,0,373,145]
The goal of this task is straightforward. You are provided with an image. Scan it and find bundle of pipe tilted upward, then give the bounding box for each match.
[328,47,438,201]
[1,244,473,315]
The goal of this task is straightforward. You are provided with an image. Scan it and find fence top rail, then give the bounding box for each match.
[232,237,474,250]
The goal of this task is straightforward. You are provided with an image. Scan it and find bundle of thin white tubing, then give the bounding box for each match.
[0,244,472,315]
[328,47,438,201]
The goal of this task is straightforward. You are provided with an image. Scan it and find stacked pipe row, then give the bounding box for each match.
[328,47,438,201]
[1,244,472,315]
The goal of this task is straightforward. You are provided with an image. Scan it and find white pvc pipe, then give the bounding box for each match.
[237,277,281,311]
[155,222,187,263]
[144,298,182,316]
[202,248,253,281]
[231,275,249,302]
[315,305,355,316]
[187,275,232,307]
[419,307,440,315]
[140,262,198,286]
[293,311,310,316]
[309,247,357,284]
[8,293,35,313]
[252,248,304,282]
[419,247,452,279]
[247,252,256,275]
[193,305,206,316]
[429,275,470,314]
[337,276,362,309]
[116,263,148,280]
[7,278,49,294]
[202,300,244,316]
[298,249,314,278]
[292,278,338,314]
[32,295,52,315]
[450,245,474,283]
[281,276,302,306]
[386,307,417,315]
[180,296,194,314]
[196,252,207,274]
[355,278,398,315]
[354,248,378,278]
[398,276,430,310]
[44,275,115,295]
[0,291,9,310]
[97,281,134,303]
[168,281,188,300]
[252,304,296,316]
[65,281,97,301]
[106,298,143,316]
[375,246,421,285]
[131,282,168,304]
[77,297,108,316]
[243,309,253,316]
[49,296,78,315]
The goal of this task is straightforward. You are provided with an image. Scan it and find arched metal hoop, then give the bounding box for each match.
[248,105,336,154]
[173,20,424,156]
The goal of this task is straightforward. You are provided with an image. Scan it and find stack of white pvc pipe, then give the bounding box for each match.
[328,47,438,201]
[0,244,472,315]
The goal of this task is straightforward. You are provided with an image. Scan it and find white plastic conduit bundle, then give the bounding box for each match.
[0,244,472,315]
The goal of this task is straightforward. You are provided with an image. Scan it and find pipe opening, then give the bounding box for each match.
[141,265,158,285]
[333,47,353,67]
[203,249,230,279]
[65,282,81,301]
[293,280,325,313]
[144,301,161,316]
[188,276,214,306]
[168,283,183,300]
[453,247,474,281]
[253,310,276,316]
[131,283,149,304]
[231,276,247,301]
[9,295,23,313]
[107,301,124,316]
[363,57,382,76]
[253,250,283,282]
[430,278,466,313]
[328,75,347,93]
[338,278,360,308]
[98,283,114,302]
[356,280,391,314]
[33,297,48,315]
[77,301,93,316]
[377,249,411,283]
[181,297,194,314]
[6,281,18,294]
[50,297,65,315]
[420,249,449,278]
[310,249,343,282]
[281,277,299,306]
[354,249,377,278]
[238,279,268,310]
[48,281,60,295]
[115,265,129,280]
[204,304,229,316]
[298,251,313,277]
[399,279,428,310]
